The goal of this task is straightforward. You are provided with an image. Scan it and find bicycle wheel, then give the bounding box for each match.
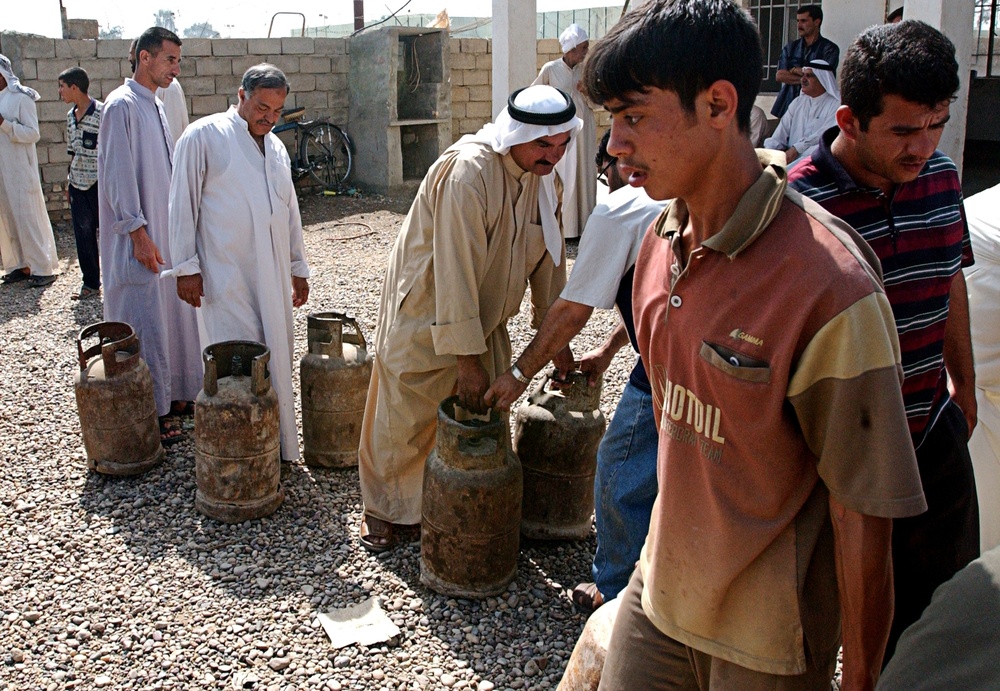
[299,122,352,190]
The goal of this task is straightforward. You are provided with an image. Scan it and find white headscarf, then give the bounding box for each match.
[460,85,583,266]
[559,24,589,54]
[0,54,41,101]
[805,59,840,101]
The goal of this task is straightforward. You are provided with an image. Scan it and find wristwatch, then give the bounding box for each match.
[510,363,531,385]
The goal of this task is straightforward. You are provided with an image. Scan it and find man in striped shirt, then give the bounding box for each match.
[788,20,979,666]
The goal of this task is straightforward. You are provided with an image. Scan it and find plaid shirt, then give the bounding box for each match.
[66,99,102,190]
[789,127,974,447]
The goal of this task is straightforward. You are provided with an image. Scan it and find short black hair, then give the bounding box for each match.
[797,5,823,21]
[58,66,89,94]
[582,0,762,133]
[135,26,181,64]
[841,20,959,131]
[596,129,614,167]
[241,64,291,96]
[886,7,903,22]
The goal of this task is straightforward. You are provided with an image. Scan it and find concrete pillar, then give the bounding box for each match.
[822,0,885,60]
[907,0,975,171]
[492,0,537,118]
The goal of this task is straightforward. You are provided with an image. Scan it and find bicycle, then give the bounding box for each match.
[273,107,353,192]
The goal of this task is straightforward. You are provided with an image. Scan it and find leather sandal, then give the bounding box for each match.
[572,582,605,612]
[358,514,420,554]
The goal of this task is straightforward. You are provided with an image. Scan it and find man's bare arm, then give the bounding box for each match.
[579,321,631,387]
[944,271,977,436]
[830,495,894,691]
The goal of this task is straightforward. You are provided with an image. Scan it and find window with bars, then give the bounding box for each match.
[973,0,998,77]
[747,0,799,92]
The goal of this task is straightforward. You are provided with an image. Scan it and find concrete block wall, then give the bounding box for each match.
[449,37,610,146]
[0,33,350,223]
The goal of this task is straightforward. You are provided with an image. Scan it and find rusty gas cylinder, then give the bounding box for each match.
[74,321,164,475]
[420,396,522,598]
[514,370,607,540]
[194,341,283,523]
[300,312,373,468]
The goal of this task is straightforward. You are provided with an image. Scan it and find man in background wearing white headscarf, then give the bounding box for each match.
[532,23,596,240]
[764,59,840,164]
[0,54,60,287]
[358,85,582,553]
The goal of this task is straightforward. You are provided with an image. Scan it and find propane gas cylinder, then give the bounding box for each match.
[194,341,283,523]
[421,396,522,598]
[514,370,607,540]
[74,321,164,476]
[300,312,373,468]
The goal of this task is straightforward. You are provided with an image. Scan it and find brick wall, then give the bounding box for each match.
[0,32,604,223]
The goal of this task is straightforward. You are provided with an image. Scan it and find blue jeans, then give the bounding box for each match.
[592,381,659,601]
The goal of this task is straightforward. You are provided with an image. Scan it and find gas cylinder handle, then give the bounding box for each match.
[251,350,271,397]
[77,322,139,377]
[334,311,368,351]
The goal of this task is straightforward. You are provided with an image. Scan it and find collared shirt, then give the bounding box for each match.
[633,149,924,674]
[771,35,840,118]
[66,98,102,190]
[789,127,974,447]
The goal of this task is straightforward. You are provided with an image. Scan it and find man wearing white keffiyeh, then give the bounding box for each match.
[357,85,582,553]
[0,54,60,287]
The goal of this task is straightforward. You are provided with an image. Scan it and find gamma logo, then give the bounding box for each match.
[729,328,763,347]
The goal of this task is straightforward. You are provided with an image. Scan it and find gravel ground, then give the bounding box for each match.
[0,191,636,691]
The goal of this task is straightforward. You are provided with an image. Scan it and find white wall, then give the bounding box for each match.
[492,0,538,118]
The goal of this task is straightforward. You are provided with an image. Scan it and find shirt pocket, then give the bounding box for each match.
[82,130,98,150]
[699,341,771,384]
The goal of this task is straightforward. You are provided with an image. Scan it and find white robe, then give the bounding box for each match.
[0,87,59,275]
[532,59,596,239]
[98,79,203,417]
[156,79,189,145]
[964,183,1000,552]
[166,107,310,460]
[763,91,839,161]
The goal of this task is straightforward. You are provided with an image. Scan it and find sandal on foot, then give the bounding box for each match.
[171,400,195,417]
[358,514,420,554]
[2,270,30,284]
[572,582,605,612]
[71,286,100,301]
[159,416,185,447]
[26,274,57,287]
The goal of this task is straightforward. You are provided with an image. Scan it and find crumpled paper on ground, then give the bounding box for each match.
[317,597,401,649]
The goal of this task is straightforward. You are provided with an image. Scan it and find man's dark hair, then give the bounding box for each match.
[840,20,959,131]
[596,129,614,167]
[135,26,182,64]
[241,64,291,96]
[797,5,823,21]
[58,66,89,94]
[582,0,763,133]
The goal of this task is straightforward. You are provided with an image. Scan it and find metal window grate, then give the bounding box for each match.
[747,0,798,92]
[973,0,999,78]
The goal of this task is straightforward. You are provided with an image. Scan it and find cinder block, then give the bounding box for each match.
[38,100,70,123]
[294,90,328,111]
[36,147,49,164]
[475,54,492,70]
[461,39,487,54]
[451,102,466,118]
[191,94,231,116]
[248,38,282,55]
[451,71,464,87]
[330,55,350,74]
[120,60,134,78]
[465,101,491,119]
[452,86,470,103]
[33,81,60,101]
[468,85,491,102]
[299,56,331,74]
[291,73,316,92]
[181,39,214,57]
[214,74,241,96]
[97,39,131,59]
[39,122,65,144]
[460,118,483,134]
[281,37,314,55]
[450,52,476,70]
[265,56,299,73]
[463,70,488,86]
[100,80,124,97]
[42,164,67,184]
[18,60,38,80]
[313,38,347,55]
[231,56,261,76]
[84,59,122,80]
[183,75,216,96]
[20,37,56,59]
[36,60,69,81]
[538,39,561,54]
[450,39,461,54]
[213,39,248,57]
[196,57,233,77]
[56,40,97,59]
[47,146,71,164]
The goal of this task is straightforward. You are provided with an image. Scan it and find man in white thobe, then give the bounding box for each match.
[965,183,1000,552]
[99,27,202,427]
[358,85,582,553]
[764,59,840,164]
[167,64,311,462]
[0,54,60,286]
[532,24,596,239]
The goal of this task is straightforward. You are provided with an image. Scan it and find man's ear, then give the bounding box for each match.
[704,80,738,130]
[835,105,861,140]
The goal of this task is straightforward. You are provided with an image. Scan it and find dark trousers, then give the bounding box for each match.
[885,400,980,665]
[69,184,100,289]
